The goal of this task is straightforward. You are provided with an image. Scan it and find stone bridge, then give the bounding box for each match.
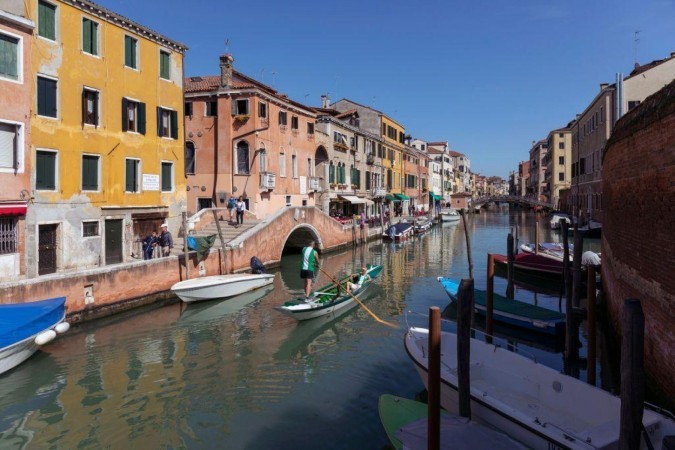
[473,195,554,209]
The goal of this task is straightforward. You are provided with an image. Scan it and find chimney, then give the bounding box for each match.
[219,54,234,88]
[321,95,330,108]
[600,83,608,91]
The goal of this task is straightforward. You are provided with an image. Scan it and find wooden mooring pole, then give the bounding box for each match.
[534,215,539,255]
[457,278,474,419]
[428,306,441,450]
[619,299,645,450]
[587,267,597,386]
[182,211,190,281]
[486,254,494,344]
[562,220,576,360]
[506,233,514,299]
[572,226,583,307]
[460,210,474,279]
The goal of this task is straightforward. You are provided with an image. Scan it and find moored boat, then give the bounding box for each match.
[493,251,564,276]
[520,242,572,262]
[404,326,675,449]
[438,278,565,335]
[550,212,571,230]
[0,296,70,376]
[276,264,382,321]
[179,284,275,323]
[171,273,275,303]
[413,217,432,234]
[384,222,414,241]
[439,208,461,223]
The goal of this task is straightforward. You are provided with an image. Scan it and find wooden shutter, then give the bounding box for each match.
[37,151,56,190]
[0,34,18,80]
[170,110,178,139]
[138,102,146,135]
[81,89,87,125]
[0,123,16,169]
[156,107,162,136]
[39,1,56,40]
[82,19,91,53]
[125,159,133,191]
[82,155,98,190]
[161,162,171,191]
[121,98,128,131]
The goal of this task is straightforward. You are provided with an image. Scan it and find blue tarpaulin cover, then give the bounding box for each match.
[0,297,66,348]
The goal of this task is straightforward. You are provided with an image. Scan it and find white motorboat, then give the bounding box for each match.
[0,297,70,376]
[171,273,275,303]
[439,209,461,223]
[405,326,675,449]
[520,242,573,262]
[550,213,571,230]
[413,217,433,234]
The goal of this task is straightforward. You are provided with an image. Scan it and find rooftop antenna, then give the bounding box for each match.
[633,30,641,66]
[224,38,230,53]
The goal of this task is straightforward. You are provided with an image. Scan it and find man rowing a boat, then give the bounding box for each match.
[300,240,320,300]
[347,267,371,294]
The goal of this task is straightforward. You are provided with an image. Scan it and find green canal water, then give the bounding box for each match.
[0,208,609,449]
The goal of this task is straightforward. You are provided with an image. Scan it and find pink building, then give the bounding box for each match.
[184,55,318,218]
[0,3,33,280]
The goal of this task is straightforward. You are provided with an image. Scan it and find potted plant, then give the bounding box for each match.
[234,114,250,123]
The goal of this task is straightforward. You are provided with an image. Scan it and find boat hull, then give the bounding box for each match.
[171,274,275,303]
[439,212,460,223]
[493,252,563,276]
[404,328,675,450]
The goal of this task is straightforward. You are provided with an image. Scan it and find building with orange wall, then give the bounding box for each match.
[184,54,317,219]
[0,1,33,281]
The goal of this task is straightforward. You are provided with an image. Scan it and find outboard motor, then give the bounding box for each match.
[250,256,268,274]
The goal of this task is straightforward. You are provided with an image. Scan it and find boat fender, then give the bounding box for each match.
[35,330,57,346]
[55,322,70,334]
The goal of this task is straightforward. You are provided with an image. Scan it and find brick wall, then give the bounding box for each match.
[602,79,675,402]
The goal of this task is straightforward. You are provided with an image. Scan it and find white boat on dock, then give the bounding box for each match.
[439,209,461,223]
[405,326,675,449]
[171,273,275,303]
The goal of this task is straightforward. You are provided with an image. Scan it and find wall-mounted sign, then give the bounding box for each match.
[143,174,159,191]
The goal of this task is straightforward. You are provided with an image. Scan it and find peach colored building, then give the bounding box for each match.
[0,2,33,280]
[184,55,317,218]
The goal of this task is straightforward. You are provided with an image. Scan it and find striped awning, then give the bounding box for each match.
[339,195,366,204]
[0,202,27,216]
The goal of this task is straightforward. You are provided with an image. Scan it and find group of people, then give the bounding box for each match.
[141,223,173,260]
[226,196,247,225]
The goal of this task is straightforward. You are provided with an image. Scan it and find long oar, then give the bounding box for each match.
[318,267,397,328]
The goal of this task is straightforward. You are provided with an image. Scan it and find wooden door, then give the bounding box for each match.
[38,224,58,275]
[105,219,123,264]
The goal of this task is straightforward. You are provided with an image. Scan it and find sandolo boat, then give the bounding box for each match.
[276,264,382,321]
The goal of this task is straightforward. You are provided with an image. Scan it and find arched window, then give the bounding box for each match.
[236,141,250,174]
[185,141,195,175]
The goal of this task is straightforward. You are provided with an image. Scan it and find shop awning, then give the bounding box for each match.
[395,193,410,201]
[339,195,366,204]
[385,194,399,202]
[0,202,27,216]
[364,198,375,206]
[430,193,442,201]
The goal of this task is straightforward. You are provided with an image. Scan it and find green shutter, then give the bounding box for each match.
[161,162,172,191]
[82,155,98,190]
[121,98,128,131]
[125,36,136,68]
[37,151,56,190]
[125,159,134,191]
[138,102,146,135]
[156,107,162,136]
[83,19,91,53]
[38,1,56,40]
[170,110,178,139]
[37,77,57,117]
[160,51,170,79]
[329,165,334,183]
[0,34,18,80]
[90,21,97,55]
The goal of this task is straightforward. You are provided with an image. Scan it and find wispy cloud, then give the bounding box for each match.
[523,3,570,21]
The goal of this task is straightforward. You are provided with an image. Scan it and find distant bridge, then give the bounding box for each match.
[472,195,554,209]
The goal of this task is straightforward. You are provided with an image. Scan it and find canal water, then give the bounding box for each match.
[0,208,608,449]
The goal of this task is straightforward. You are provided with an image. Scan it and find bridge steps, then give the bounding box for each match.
[174,219,263,252]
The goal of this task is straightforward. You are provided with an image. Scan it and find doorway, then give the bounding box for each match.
[38,224,58,275]
[105,219,123,265]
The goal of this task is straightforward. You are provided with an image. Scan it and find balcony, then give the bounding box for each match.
[309,176,322,192]
[372,187,387,197]
[260,172,276,191]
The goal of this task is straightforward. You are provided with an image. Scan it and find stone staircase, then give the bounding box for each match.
[174,219,262,252]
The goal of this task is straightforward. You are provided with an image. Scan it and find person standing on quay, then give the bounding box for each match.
[235,196,246,226]
[300,240,320,300]
[159,223,173,257]
[227,196,237,222]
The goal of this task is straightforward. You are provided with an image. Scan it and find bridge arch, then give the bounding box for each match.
[281,223,322,255]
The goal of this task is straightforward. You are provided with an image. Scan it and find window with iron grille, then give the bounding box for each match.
[82,220,99,237]
[0,217,17,254]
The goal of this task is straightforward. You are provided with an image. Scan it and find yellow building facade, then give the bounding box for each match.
[380,115,405,194]
[27,0,187,277]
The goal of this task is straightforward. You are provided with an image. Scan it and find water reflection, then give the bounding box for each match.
[0,209,609,449]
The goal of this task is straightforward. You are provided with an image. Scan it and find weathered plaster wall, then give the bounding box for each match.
[602,78,675,403]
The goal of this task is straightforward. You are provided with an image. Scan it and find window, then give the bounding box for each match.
[184,101,192,117]
[82,88,99,126]
[279,153,286,177]
[0,217,17,254]
[291,115,298,130]
[82,221,99,237]
[124,35,138,69]
[37,76,57,118]
[628,100,641,111]
[292,154,297,178]
[259,150,267,172]
[157,107,178,139]
[206,100,217,117]
[558,172,565,182]
[125,158,140,192]
[0,122,22,172]
[0,32,20,81]
[278,111,287,126]
[285,195,292,207]
[558,142,565,149]
[329,161,335,183]
[122,98,146,134]
[38,1,56,41]
[233,99,249,115]
[236,141,249,174]
[81,154,99,191]
[159,50,170,79]
[258,102,267,118]
[307,122,314,135]
[161,161,173,192]
[82,18,98,56]
[36,150,57,190]
[558,156,564,165]
[185,142,195,175]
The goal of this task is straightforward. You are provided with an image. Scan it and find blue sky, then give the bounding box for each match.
[103,0,675,178]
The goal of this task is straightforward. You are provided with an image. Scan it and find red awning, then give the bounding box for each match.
[0,203,27,216]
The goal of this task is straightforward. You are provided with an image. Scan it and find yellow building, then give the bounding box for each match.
[381,115,405,195]
[27,0,187,277]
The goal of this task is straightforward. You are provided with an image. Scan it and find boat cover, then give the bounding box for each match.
[0,297,66,348]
